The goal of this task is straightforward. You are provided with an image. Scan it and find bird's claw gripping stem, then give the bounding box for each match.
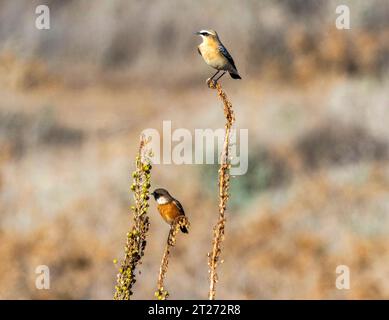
[206,78,217,89]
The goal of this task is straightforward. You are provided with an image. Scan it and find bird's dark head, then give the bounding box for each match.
[151,188,172,204]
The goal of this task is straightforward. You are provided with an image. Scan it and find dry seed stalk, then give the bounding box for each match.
[114,135,153,300]
[155,216,190,300]
[208,81,235,300]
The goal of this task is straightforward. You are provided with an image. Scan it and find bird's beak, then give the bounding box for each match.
[151,191,156,197]
[194,31,201,35]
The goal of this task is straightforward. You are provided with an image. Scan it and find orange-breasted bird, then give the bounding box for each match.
[195,29,241,83]
[151,188,189,233]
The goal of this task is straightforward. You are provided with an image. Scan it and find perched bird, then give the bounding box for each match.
[195,29,241,83]
[151,188,189,233]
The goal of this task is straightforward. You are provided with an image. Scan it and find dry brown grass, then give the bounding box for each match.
[155,216,190,300]
[207,82,235,300]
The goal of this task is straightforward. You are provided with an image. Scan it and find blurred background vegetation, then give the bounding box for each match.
[0,0,388,299]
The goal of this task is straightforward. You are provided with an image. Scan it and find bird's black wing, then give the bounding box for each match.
[218,44,237,70]
[172,199,185,215]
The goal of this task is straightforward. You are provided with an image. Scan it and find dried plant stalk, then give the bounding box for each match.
[208,82,235,300]
[114,135,153,300]
[155,216,190,300]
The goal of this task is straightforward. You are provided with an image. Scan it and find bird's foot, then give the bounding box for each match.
[206,78,217,89]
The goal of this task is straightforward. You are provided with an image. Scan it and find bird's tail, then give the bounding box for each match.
[180,225,189,233]
[230,72,241,79]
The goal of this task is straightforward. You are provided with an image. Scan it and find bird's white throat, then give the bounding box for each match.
[157,197,169,205]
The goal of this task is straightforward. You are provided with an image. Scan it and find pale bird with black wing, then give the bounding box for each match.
[195,29,241,83]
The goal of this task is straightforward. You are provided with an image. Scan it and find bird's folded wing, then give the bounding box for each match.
[172,199,185,215]
[218,44,237,70]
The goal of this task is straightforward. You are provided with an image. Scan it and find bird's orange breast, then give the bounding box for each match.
[157,202,183,224]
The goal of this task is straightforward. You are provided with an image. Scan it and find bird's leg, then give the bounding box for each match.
[206,70,220,88]
[214,71,226,82]
[210,70,220,80]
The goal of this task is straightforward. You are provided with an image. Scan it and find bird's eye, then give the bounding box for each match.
[201,32,209,36]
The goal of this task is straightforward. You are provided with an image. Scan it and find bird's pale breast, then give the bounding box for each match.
[199,44,228,70]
